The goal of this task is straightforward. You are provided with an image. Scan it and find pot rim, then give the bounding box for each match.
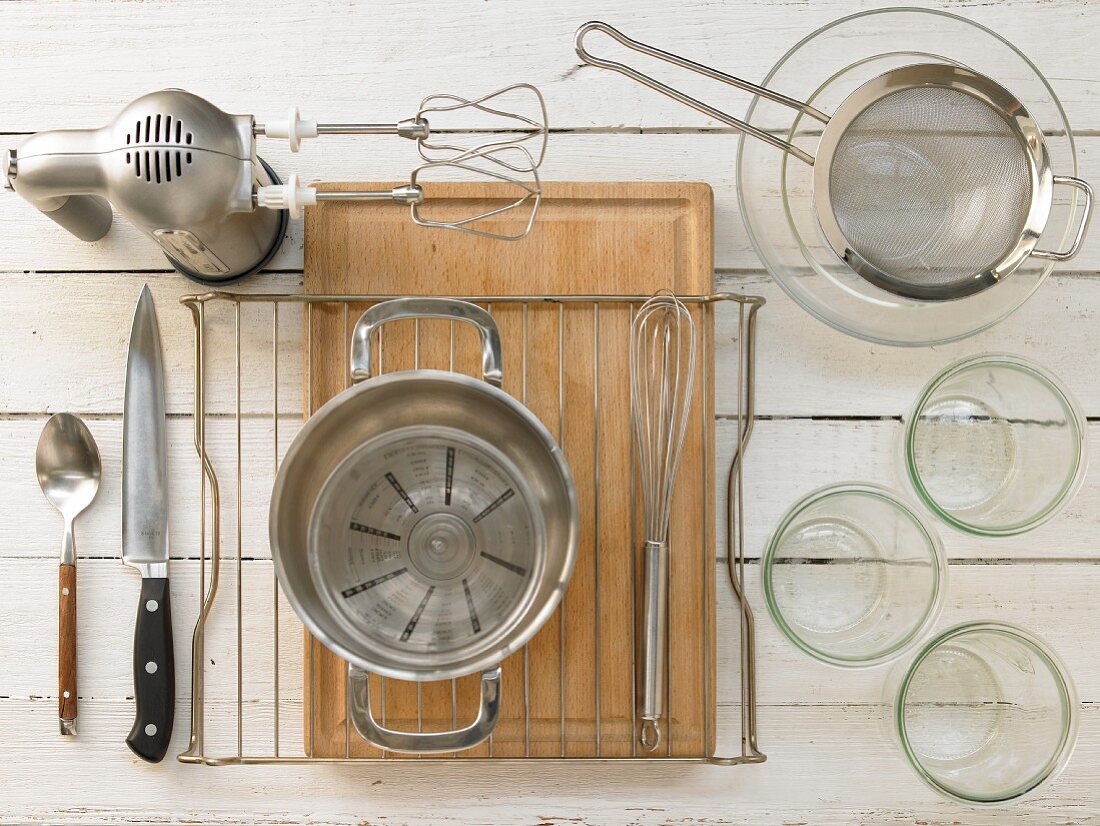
[270,368,580,682]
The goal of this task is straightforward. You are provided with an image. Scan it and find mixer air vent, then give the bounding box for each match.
[124,113,194,183]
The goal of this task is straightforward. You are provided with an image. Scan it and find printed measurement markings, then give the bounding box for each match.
[385,472,419,513]
[349,522,401,541]
[400,585,436,642]
[341,567,408,599]
[462,578,481,634]
[471,488,514,523]
[445,446,455,506]
[480,551,527,577]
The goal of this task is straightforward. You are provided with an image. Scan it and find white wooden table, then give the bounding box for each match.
[2,1,1098,823]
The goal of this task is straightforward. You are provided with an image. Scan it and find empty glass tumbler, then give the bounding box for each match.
[903,354,1087,536]
[890,622,1078,804]
[763,483,946,667]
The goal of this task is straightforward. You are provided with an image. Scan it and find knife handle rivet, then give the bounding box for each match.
[63,691,70,699]
[145,600,158,612]
[62,587,70,596]
[144,723,157,736]
[145,661,158,674]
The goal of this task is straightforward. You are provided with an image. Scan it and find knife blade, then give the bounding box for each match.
[122,284,174,763]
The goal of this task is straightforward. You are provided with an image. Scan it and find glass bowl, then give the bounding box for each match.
[890,622,1078,805]
[903,354,1087,536]
[763,482,946,667]
[737,7,1084,346]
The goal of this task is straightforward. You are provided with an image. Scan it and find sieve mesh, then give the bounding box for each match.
[828,86,1033,297]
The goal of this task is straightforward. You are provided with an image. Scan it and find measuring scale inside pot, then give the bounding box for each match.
[310,427,544,660]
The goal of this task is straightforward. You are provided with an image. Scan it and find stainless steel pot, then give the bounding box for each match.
[270,297,578,753]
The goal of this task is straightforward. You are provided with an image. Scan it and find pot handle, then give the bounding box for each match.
[347,666,501,754]
[350,297,503,387]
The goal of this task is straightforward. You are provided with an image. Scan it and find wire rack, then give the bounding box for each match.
[177,290,765,766]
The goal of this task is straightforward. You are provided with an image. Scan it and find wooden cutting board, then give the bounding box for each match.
[303,181,716,758]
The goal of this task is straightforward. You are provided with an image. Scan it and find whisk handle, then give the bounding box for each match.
[639,538,669,750]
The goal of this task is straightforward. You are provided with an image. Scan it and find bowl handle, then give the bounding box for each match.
[347,666,501,754]
[350,297,503,387]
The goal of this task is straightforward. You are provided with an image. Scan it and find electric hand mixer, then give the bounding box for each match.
[4,84,547,283]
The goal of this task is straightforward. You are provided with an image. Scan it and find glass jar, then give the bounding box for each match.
[888,622,1078,804]
[763,482,946,667]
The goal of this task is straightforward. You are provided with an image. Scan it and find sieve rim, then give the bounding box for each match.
[812,63,1053,302]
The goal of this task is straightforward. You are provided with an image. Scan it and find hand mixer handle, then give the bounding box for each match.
[38,194,113,242]
[6,130,114,241]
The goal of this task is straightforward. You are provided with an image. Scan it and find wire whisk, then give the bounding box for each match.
[630,290,697,751]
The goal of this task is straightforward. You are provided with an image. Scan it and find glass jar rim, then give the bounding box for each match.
[894,620,1079,805]
[762,482,946,667]
[903,353,1088,537]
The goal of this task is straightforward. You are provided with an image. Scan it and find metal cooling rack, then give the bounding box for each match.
[177,291,765,766]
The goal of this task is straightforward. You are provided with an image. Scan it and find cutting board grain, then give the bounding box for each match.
[303,182,716,758]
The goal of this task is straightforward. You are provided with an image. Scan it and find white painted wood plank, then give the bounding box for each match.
[3,133,1099,272]
[0,698,1095,825]
[2,0,1098,132]
[5,271,1100,418]
[1,557,1095,710]
[2,1,1099,822]
[722,271,1100,417]
[7,416,1100,561]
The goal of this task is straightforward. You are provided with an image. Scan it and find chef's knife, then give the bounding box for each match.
[122,284,174,763]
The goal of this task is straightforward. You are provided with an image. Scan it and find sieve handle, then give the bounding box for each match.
[1032,176,1094,262]
[350,297,503,387]
[347,666,501,754]
[574,21,827,165]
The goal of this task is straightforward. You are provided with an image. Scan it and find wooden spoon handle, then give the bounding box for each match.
[59,563,77,734]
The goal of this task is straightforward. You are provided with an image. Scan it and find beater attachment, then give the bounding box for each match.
[255,83,548,240]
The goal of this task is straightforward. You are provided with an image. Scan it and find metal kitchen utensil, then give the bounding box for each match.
[763,483,946,668]
[575,22,1094,301]
[5,84,548,283]
[888,622,1078,804]
[179,290,765,766]
[122,284,175,763]
[255,82,547,240]
[903,354,1087,537]
[630,291,696,750]
[270,297,578,754]
[36,412,102,736]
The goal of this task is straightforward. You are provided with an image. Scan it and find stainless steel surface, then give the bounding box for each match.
[630,292,697,751]
[260,83,548,241]
[314,185,424,205]
[3,148,15,189]
[36,413,102,568]
[348,666,502,754]
[574,21,825,165]
[350,297,503,386]
[312,118,429,140]
[8,90,285,282]
[178,290,765,766]
[575,21,1094,302]
[717,300,767,765]
[36,411,102,736]
[123,285,169,579]
[8,83,549,274]
[269,297,577,753]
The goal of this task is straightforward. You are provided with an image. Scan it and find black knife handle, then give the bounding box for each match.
[126,577,174,763]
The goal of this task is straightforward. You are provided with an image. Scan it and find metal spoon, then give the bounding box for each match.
[36,413,102,735]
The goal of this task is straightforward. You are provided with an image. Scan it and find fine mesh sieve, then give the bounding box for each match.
[575,22,1094,302]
